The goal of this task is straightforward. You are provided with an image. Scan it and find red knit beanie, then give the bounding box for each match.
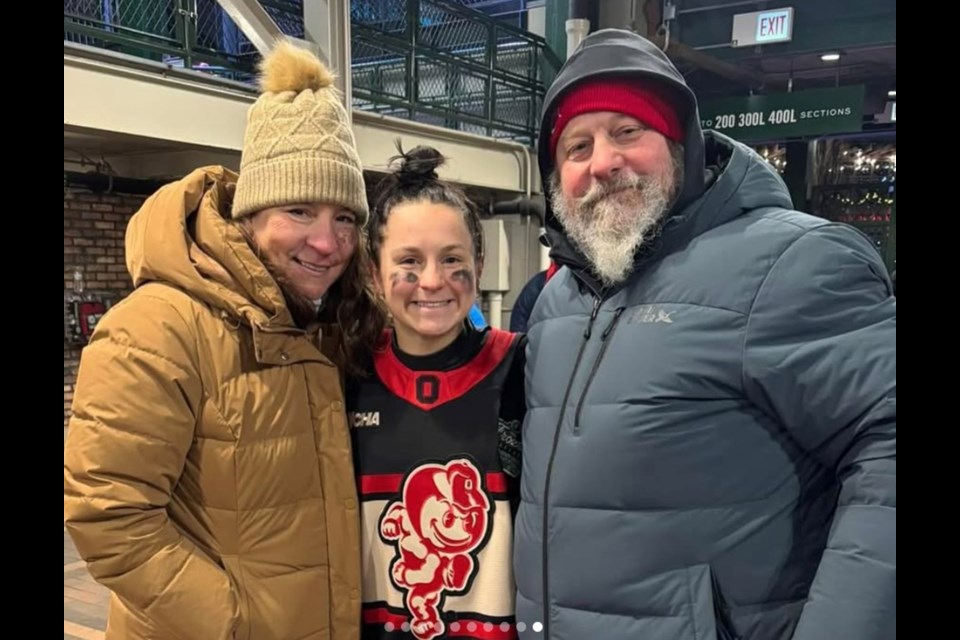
[549,78,684,157]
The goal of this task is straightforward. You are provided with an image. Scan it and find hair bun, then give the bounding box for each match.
[392,142,446,187]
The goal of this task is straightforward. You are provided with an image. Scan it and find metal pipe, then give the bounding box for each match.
[500,140,536,277]
[491,196,543,224]
[490,138,536,277]
[677,0,765,15]
[693,41,735,51]
[566,18,590,57]
[566,0,592,56]
[487,291,503,329]
[568,0,592,19]
[490,195,549,272]
[64,170,168,195]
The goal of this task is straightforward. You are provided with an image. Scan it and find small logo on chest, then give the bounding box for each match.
[628,305,675,324]
[350,411,381,428]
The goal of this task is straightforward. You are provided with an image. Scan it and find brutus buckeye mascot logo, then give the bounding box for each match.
[379,458,492,640]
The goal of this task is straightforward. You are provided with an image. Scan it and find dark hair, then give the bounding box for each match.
[318,231,388,374]
[369,142,483,266]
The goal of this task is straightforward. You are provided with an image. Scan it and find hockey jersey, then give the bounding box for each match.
[347,326,525,640]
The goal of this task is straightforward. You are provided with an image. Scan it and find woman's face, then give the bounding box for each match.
[248,203,359,301]
[375,200,480,355]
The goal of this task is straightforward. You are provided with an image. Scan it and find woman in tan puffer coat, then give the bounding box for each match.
[64,42,385,640]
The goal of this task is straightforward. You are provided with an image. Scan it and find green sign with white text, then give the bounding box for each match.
[699,85,864,141]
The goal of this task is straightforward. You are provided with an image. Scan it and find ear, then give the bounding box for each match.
[475,258,484,286]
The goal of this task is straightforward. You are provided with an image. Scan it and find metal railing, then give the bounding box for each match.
[351,0,558,142]
[64,0,560,143]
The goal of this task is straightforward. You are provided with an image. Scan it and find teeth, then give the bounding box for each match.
[296,259,328,274]
[417,301,449,308]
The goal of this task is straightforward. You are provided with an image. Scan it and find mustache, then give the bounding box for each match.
[576,172,648,209]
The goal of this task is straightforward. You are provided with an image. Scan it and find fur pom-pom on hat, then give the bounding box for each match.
[258,41,335,94]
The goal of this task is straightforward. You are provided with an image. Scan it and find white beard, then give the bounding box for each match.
[550,164,679,287]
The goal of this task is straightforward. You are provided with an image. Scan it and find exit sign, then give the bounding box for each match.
[732,7,794,47]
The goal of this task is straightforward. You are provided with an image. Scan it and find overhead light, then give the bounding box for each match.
[820,52,841,62]
[888,90,896,98]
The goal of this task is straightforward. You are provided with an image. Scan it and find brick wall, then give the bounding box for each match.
[63,189,146,428]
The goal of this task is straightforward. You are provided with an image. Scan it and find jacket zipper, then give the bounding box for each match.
[573,306,626,435]
[541,295,602,638]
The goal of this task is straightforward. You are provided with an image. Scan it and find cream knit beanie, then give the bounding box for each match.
[232,41,368,224]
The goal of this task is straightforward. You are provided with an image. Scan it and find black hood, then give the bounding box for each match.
[538,29,706,280]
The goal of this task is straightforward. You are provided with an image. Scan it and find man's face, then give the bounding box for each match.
[550,111,683,286]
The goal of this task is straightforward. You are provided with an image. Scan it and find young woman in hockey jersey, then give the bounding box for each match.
[347,145,524,640]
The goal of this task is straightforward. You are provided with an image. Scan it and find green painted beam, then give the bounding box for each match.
[545,0,568,61]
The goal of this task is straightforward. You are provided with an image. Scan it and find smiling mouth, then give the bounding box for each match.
[413,300,453,309]
[294,258,332,274]
[585,186,633,205]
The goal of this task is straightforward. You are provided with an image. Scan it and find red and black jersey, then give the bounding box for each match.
[346,326,525,640]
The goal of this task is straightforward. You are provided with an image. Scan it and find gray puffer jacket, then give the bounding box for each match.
[515,29,896,640]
